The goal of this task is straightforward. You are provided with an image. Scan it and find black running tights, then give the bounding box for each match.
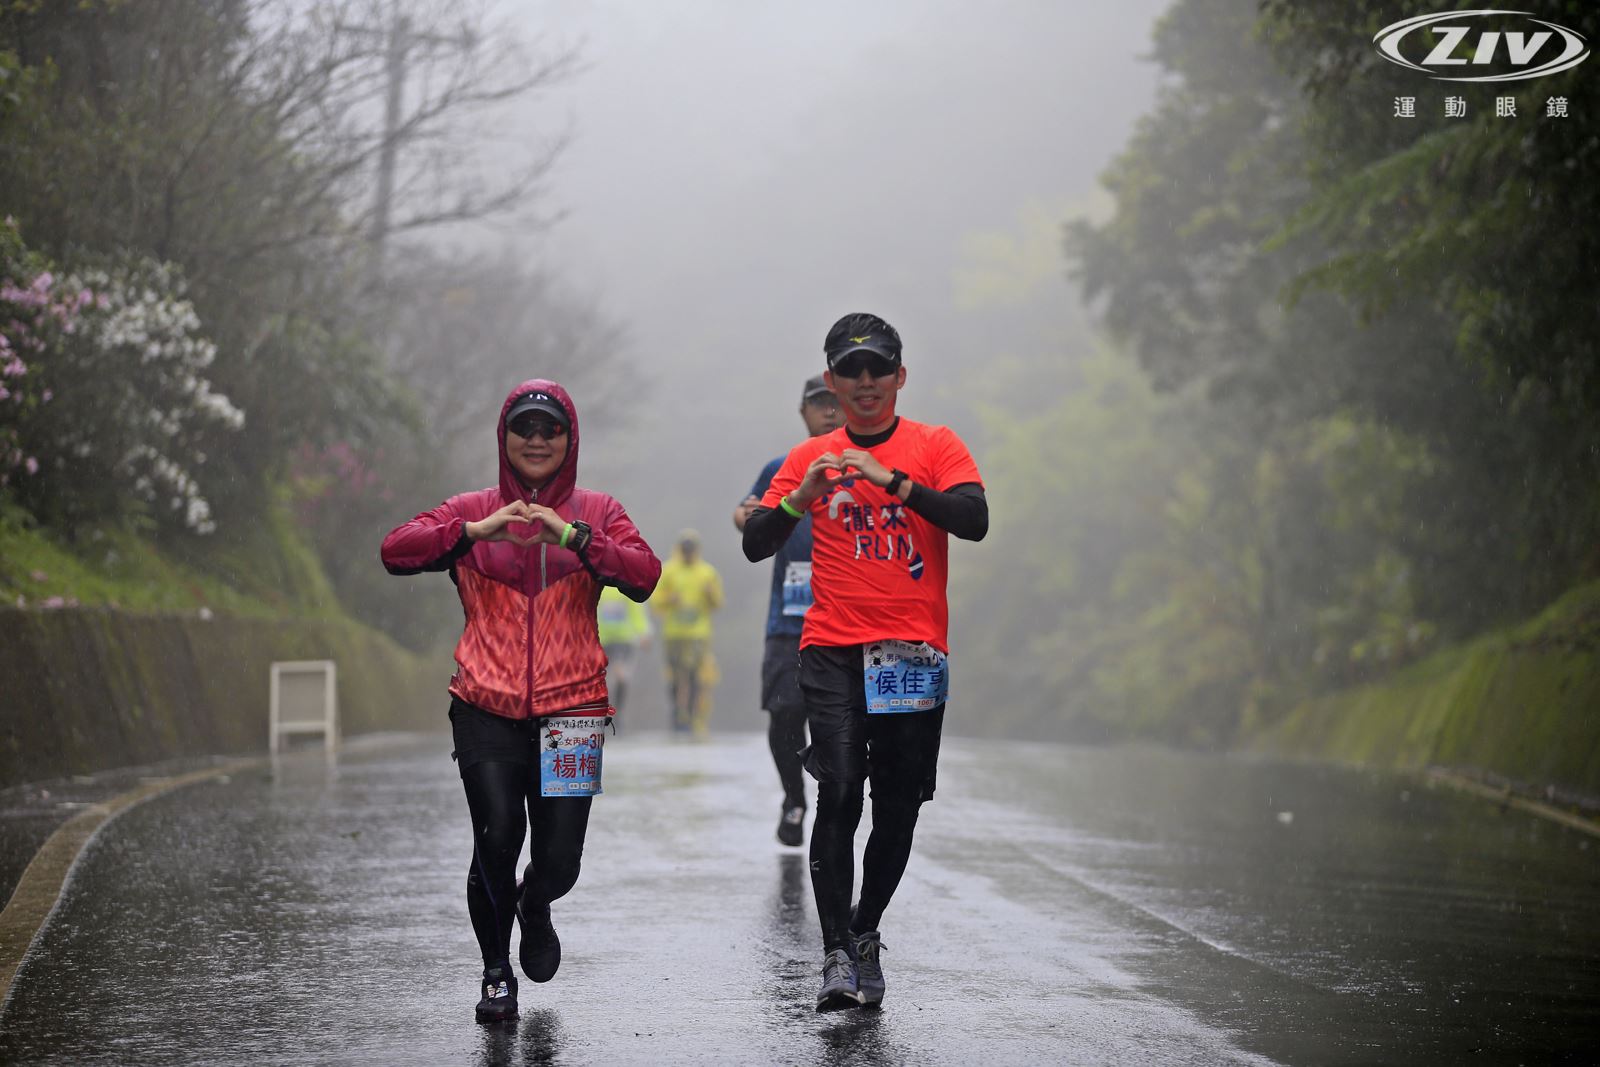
[768,705,808,811]
[809,778,925,952]
[460,760,593,969]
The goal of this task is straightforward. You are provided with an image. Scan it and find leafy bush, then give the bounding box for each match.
[1,228,242,534]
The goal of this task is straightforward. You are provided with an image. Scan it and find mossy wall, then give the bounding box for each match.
[1250,581,1600,792]
[0,607,454,787]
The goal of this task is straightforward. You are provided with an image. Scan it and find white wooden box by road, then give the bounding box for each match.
[268,660,339,754]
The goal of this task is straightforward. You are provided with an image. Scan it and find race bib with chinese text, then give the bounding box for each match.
[539,715,606,796]
[863,640,948,714]
[781,561,814,617]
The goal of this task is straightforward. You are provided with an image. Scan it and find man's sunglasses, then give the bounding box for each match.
[828,351,898,380]
[507,416,568,441]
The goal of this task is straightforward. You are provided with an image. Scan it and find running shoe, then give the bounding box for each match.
[816,947,864,1012]
[516,897,562,983]
[475,963,518,1023]
[853,929,886,1006]
[776,804,806,847]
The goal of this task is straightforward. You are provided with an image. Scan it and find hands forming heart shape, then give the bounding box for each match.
[468,500,567,548]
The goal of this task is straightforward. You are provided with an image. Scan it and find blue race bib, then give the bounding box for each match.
[540,716,606,796]
[863,640,948,714]
[781,561,814,617]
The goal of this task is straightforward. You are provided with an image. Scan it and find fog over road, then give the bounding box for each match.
[1,733,1596,1065]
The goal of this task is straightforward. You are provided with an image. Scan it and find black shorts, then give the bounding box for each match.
[760,632,804,715]
[797,643,945,802]
[448,697,539,773]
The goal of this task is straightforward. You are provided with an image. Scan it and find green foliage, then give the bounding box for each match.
[953,347,1181,740]
[1255,579,1600,793]
[1007,0,1599,749]
[0,493,322,617]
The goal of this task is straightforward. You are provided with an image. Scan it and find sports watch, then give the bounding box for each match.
[568,519,593,554]
[884,469,908,497]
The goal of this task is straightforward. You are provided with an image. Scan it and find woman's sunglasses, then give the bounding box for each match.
[508,416,568,441]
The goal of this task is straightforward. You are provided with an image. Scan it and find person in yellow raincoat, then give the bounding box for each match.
[597,584,652,718]
[653,528,723,733]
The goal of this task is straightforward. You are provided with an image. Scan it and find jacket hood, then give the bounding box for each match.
[498,379,579,508]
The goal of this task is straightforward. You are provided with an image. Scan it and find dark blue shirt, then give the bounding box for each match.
[749,456,814,637]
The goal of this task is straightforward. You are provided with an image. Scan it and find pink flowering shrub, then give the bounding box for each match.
[0,224,243,534]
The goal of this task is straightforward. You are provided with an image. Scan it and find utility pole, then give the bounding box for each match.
[336,6,477,282]
[371,15,410,258]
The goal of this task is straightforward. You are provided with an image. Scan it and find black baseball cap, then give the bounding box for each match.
[823,312,902,368]
[801,375,833,403]
[505,390,569,430]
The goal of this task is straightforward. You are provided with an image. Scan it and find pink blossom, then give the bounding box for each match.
[30,570,46,581]
[40,596,66,609]
[41,388,52,402]
[30,272,52,293]
[0,333,9,350]
[3,357,24,377]
[0,385,9,401]
[24,456,38,475]
[77,289,94,309]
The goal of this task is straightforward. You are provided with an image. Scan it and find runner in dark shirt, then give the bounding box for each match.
[733,375,842,845]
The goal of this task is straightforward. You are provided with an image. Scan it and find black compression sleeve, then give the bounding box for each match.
[903,481,988,541]
[742,504,801,562]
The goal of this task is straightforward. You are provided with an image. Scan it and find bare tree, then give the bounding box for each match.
[2,0,576,279]
[381,244,629,488]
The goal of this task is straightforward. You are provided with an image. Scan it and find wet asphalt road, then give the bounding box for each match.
[1,732,1597,1066]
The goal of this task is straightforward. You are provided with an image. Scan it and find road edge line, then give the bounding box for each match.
[0,759,260,1021]
[1426,768,1600,839]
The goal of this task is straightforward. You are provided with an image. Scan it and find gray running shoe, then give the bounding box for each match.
[777,805,806,847]
[815,947,864,1012]
[853,930,886,1005]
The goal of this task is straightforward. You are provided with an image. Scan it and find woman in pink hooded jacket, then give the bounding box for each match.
[381,380,660,1023]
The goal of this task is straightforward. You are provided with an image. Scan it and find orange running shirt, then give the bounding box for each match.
[761,418,982,653]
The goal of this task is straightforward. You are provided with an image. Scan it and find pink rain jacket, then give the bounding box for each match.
[381,380,660,720]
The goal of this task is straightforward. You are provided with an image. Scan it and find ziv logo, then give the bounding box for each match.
[1374,10,1589,82]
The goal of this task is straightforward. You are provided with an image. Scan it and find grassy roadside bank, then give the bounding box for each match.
[0,507,452,788]
[1249,580,1600,800]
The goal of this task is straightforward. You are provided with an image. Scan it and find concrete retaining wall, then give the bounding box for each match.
[0,607,453,787]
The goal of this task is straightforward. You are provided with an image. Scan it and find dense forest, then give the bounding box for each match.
[952,0,1598,745]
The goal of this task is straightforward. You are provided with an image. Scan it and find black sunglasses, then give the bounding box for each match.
[507,416,568,441]
[829,351,898,380]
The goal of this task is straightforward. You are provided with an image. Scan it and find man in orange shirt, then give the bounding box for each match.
[742,313,988,1012]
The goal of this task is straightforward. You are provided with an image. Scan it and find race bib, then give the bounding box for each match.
[539,716,605,796]
[781,561,814,617]
[863,641,948,714]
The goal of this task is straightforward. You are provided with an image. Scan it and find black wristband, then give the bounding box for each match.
[885,469,907,496]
